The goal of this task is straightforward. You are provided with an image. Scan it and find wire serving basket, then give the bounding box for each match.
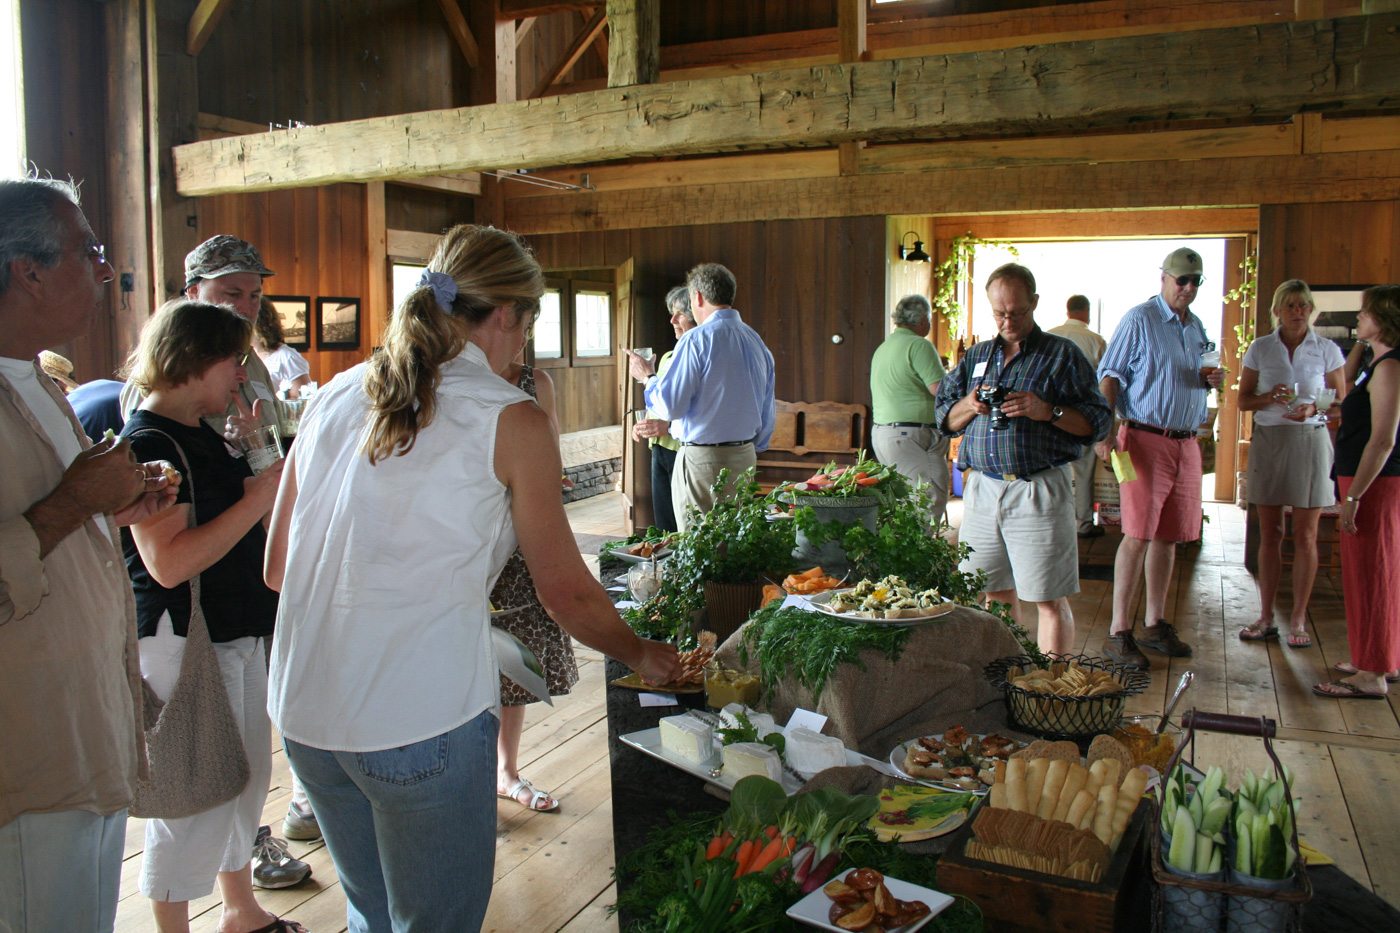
[1149,710,1310,932]
[984,653,1151,740]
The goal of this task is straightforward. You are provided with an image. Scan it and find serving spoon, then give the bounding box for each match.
[1158,670,1194,734]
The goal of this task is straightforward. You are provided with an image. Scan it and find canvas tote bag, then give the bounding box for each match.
[128,428,250,819]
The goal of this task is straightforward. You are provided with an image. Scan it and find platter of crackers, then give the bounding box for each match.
[887,725,1025,794]
[985,654,1150,739]
[964,733,1152,884]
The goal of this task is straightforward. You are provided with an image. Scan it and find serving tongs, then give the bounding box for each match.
[1157,670,1193,734]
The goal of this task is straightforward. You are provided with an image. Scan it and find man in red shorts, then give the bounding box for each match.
[1095,248,1224,670]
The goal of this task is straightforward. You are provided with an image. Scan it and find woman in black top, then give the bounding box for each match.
[1314,285,1400,701]
[119,300,301,933]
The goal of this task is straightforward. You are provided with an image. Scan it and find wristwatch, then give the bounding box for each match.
[1345,495,1362,504]
[1050,405,1065,423]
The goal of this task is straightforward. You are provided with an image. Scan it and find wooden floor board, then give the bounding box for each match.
[111,493,1400,927]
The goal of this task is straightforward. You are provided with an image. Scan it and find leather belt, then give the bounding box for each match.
[979,466,1052,483]
[878,422,933,429]
[684,440,750,447]
[1127,420,1195,440]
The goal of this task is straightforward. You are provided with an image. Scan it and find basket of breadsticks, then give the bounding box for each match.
[985,654,1150,740]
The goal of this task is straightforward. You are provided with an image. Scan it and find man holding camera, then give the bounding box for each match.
[936,263,1111,653]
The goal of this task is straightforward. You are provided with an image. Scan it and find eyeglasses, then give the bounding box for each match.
[1172,274,1204,288]
[82,239,107,265]
[236,351,250,367]
[991,309,1032,322]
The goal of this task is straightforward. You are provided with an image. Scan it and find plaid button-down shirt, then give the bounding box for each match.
[936,326,1111,476]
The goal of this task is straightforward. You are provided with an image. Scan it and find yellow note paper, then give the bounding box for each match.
[1297,838,1334,867]
[1110,449,1137,483]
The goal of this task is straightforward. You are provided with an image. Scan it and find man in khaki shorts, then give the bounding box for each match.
[935,264,1111,653]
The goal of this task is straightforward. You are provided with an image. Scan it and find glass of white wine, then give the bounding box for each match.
[1313,387,1337,423]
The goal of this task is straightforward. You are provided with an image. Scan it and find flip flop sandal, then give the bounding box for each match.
[1286,631,1312,649]
[1312,680,1388,700]
[244,918,309,933]
[1238,624,1279,642]
[498,777,560,812]
[1333,662,1400,683]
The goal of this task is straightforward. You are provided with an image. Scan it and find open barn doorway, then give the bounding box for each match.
[912,212,1256,505]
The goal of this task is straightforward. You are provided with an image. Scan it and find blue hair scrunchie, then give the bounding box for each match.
[418,269,458,312]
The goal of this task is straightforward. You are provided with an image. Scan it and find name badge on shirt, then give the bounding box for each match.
[972,360,988,379]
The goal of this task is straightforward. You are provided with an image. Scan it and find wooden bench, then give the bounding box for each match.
[755,399,869,492]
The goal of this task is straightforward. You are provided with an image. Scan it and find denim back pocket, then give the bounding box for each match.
[354,735,449,786]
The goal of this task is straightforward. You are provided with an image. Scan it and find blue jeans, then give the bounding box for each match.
[0,808,126,933]
[285,711,500,933]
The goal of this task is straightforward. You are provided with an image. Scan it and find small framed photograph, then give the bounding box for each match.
[1312,285,1375,355]
[316,297,361,350]
[265,295,311,351]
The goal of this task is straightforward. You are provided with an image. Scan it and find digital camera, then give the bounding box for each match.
[976,383,1010,431]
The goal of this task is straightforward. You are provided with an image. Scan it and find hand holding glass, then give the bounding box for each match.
[236,424,284,474]
[1313,387,1337,422]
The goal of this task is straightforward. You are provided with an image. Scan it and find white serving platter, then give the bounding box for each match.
[785,868,955,932]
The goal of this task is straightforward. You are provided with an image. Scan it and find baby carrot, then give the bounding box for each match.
[745,834,787,874]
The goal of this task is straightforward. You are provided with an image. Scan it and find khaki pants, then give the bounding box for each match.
[672,443,756,531]
[871,423,950,525]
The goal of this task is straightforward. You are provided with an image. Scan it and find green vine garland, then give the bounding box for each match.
[933,233,1016,341]
[1226,251,1259,387]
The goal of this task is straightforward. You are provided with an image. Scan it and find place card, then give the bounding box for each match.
[784,707,828,734]
[638,692,680,708]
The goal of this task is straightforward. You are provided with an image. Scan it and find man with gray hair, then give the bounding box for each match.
[1,177,179,932]
[1049,294,1108,538]
[632,285,699,532]
[627,263,775,531]
[870,294,949,524]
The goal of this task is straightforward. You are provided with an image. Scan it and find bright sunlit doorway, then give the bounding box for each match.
[1,0,23,176]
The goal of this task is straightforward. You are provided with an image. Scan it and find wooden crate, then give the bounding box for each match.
[936,799,1152,932]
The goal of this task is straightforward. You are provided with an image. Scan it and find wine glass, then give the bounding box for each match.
[1313,387,1337,422]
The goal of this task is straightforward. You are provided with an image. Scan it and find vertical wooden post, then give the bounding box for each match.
[105,0,153,366]
[468,1,515,227]
[607,0,659,88]
[145,0,202,303]
[365,181,388,350]
[1216,236,1247,503]
[838,0,866,176]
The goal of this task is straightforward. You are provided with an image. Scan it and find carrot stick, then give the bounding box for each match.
[746,834,787,874]
[732,839,757,878]
[705,833,728,860]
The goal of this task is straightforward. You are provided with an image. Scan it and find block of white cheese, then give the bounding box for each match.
[785,727,847,778]
[721,742,783,782]
[718,703,779,738]
[658,714,714,765]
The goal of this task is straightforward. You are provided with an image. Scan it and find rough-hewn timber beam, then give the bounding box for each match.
[186,0,235,56]
[503,150,1400,234]
[173,13,1400,197]
[500,0,598,17]
[607,0,657,87]
[436,0,480,70]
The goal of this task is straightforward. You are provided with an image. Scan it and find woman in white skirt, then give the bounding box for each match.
[1238,279,1346,648]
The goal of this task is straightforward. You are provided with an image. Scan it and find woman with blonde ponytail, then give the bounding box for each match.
[262,225,679,931]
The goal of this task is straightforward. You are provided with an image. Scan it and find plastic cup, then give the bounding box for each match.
[236,424,283,474]
[633,347,654,362]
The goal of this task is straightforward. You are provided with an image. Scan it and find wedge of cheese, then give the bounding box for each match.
[721,742,783,782]
[658,714,714,765]
[786,727,847,778]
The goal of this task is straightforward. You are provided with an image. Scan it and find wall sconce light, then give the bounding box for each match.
[898,232,931,263]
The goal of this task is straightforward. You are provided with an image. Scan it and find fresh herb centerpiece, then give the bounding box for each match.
[624,468,797,646]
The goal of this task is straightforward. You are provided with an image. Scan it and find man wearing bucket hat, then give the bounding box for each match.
[120,235,285,440]
[1097,247,1224,670]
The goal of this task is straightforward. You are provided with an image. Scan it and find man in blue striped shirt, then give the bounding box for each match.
[936,263,1111,653]
[1096,248,1225,670]
[626,263,775,531]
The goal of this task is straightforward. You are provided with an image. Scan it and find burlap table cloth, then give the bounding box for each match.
[715,605,1025,759]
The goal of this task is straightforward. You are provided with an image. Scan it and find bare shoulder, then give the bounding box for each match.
[532,367,556,392]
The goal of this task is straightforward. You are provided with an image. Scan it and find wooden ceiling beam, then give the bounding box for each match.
[503,150,1400,234]
[530,7,607,99]
[172,13,1400,197]
[515,17,538,47]
[500,0,599,17]
[607,0,657,87]
[436,0,480,70]
[186,0,236,56]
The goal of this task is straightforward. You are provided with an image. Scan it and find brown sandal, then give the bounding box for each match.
[244,918,308,933]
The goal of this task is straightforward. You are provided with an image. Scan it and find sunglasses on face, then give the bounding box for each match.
[1173,274,1204,288]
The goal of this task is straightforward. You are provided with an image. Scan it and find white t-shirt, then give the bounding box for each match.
[258,344,311,394]
[0,357,82,466]
[1242,329,1345,427]
[267,343,531,751]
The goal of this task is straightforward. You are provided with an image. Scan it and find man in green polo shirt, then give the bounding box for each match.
[870,294,949,524]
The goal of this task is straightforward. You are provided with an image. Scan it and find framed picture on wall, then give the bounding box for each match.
[266,295,311,351]
[1311,285,1374,355]
[316,297,361,350]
